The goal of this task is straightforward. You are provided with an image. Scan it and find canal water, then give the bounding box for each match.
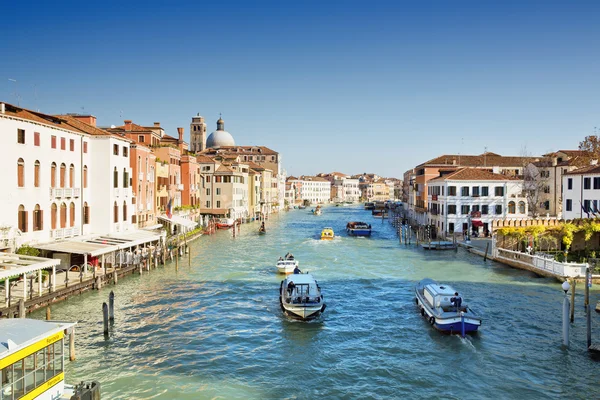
[31,206,600,399]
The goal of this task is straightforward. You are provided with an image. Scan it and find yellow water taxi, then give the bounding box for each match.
[320,227,335,240]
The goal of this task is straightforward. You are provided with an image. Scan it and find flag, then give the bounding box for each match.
[593,201,600,218]
[166,197,172,219]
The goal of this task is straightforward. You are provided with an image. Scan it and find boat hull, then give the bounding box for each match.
[280,303,324,320]
[347,229,371,237]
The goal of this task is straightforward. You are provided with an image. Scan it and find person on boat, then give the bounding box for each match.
[279,257,283,261]
[259,222,266,232]
[293,266,301,274]
[450,292,462,311]
[285,252,291,259]
[287,281,296,295]
[286,253,294,260]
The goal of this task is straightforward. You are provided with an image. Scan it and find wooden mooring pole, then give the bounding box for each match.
[570,279,576,323]
[46,307,51,321]
[102,302,109,336]
[69,329,76,361]
[585,267,590,310]
[484,242,490,261]
[18,299,25,318]
[109,291,115,322]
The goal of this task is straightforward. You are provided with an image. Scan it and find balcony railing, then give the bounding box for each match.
[114,188,120,197]
[64,188,73,197]
[73,188,80,197]
[51,229,64,239]
[139,172,144,181]
[148,172,155,183]
[147,202,152,211]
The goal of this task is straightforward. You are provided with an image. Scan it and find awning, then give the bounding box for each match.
[142,224,163,230]
[158,214,198,230]
[0,253,61,280]
[472,219,484,228]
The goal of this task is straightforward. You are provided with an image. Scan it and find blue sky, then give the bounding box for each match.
[1,0,598,177]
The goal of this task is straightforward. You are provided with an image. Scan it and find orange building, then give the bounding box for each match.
[130,143,157,228]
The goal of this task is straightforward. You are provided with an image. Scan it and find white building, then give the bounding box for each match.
[0,102,135,251]
[288,176,331,204]
[333,177,361,203]
[562,164,600,220]
[427,168,528,236]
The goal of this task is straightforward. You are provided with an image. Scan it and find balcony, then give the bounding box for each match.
[148,172,155,183]
[177,184,184,191]
[63,188,73,197]
[73,188,80,197]
[114,188,120,197]
[139,172,144,181]
[147,202,152,211]
[51,229,64,239]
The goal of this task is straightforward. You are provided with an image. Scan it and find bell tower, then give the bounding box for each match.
[190,113,207,153]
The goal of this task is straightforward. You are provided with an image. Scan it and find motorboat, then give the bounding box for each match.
[346,221,372,237]
[364,202,375,210]
[298,204,307,209]
[216,218,234,229]
[320,227,335,240]
[279,273,326,320]
[414,279,481,336]
[312,206,322,216]
[276,253,299,274]
[421,241,457,250]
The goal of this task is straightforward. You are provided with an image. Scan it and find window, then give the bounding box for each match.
[518,201,526,214]
[60,203,67,228]
[215,176,222,183]
[113,144,119,155]
[17,129,25,144]
[123,147,128,157]
[461,187,469,196]
[543,185,550,194]
[206,188,210,196]
[123,168,129,188]
[138,135,145,143]
[508,201,516,214]
[461,205,470,214]
[18,205,27,232]
[565,199,572,212]
[472,205,480,213]
[567,178,572,190]
[448,186,456,196]
[34,132,40,146]
[83,166,88,188]
[482,205,489,215]
[60,164,66,188]
[447,205,456,214]
[60,137,66,150]
[584,177,591,190]
[216,188,221,195]
[495,204,502,215]
[216,200,221,208]
[69,202,75,227]
[543,200,550,210]
[51,135,57,149]
[481,186,489,196]
[114,201,118,223]
[34,160,40,187]
[594,177,600,190]
[69,139,74,151]
[69,164,75,188]
[83,141,88,153]
[206,201,210,208]
[448,223,454,233]
[17,158,24,187]
[472,187,480,197]
[51,203,57,229]
[494,186,504,196]
[123,201,127,221]
[51,162,57,188]
[114,167,118,188]
[83,202,90,224]
[584,200,591,213]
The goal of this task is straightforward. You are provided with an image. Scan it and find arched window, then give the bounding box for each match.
[123,200,127,222]
[60,163,66,188]
[83,166,88,188]
[60,202,67,228]
[69,202,75,227]
[508,201,516,214]
[18,204,27,232]
[83,202,90,225]
[51,203,57,229]
[33,204,43,231]
[518,201,526,214]
[33,160,40,187]
[123,168,129,188]
[114,167,118,188]
[51,162,57,188]
[69,164,75,188]
[114,201,118,223]
[17,158,24,187]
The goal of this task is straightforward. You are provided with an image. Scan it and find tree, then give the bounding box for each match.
[520,146,550,217]
[578,135,600,166]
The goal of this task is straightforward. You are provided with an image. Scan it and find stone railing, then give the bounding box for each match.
[496,248,587,278]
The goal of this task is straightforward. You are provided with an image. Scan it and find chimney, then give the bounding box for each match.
[0,103,4,114]
[72,115,97,127]
[124,120,133,131]
[154,122,161,127]
[177,127,185,152]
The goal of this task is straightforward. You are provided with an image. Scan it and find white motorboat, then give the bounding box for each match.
[276,254,299,274]
[279,273,326,320]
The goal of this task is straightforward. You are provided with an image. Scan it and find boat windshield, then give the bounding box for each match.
[285,283,320,304]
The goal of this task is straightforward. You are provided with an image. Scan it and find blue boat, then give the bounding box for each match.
[414,279,481,336]
[346,221,372,237]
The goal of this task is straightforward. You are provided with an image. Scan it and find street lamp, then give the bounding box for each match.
[562,280,570,347]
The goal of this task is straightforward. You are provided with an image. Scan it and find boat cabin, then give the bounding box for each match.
[423,283,456,310]
[1,319,76,400]
[284,275,321,304]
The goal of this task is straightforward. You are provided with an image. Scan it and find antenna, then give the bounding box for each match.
[8,79,20,106]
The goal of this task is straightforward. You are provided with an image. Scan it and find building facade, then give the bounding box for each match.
[562,164,600,220]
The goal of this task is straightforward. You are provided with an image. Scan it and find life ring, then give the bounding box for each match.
[429,316,435,325]
[420,308,425,316]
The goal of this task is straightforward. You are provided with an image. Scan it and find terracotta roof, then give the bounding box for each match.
[300,176,330,182]
[558,150,584,157]
[54,115,132,142]
[564,164,600,175]
[216,164,233,173]
[428,168,521,182]
[112,122,153,133]
[287,176,298,181]
[196,155,215,163]
[417,153,535,168]
[1,102,84,133]
[247,161,267,171]
[201,146,279,156]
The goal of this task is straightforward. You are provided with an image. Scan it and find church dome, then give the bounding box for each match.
[206,116,235,148]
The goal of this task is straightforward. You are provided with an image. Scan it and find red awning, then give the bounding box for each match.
[472,219,484,227]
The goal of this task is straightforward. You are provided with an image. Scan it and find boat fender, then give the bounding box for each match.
[429,316,435,325]
[414,297,418,305]
[420,308,425,316]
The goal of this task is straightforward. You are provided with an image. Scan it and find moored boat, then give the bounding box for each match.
[364,202,375,210]
[313,206,322,216]
[279,273,326,319]
[414,279,481,335]
[276,253,299,274]
[346,221,372,236]
[216,218,234,229]
[320,227,334,240]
